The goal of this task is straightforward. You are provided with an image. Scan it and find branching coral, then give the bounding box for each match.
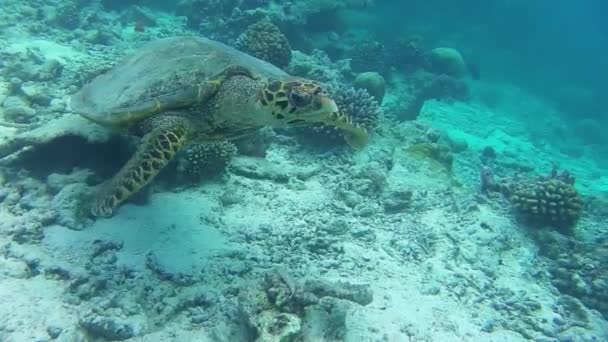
[484,167,583,233]
[178,141,237,181]
[510,170,583,233]
[301,83,380,146]
[329,83,380,131]
[236,19,292,67]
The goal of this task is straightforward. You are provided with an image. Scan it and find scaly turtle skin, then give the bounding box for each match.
[71,36,368,217]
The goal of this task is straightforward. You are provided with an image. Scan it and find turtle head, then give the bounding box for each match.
[259,78,368,148]
[260,78,337,121]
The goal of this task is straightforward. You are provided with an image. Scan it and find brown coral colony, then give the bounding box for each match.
[511,178,583,232]
[236,20,292,68]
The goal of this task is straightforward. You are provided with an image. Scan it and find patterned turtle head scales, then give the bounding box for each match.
[259,78,337,124]
[258,78,368,148]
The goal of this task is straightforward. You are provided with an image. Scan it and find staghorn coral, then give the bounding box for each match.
[302,83,380,146]
[236,19,292,67]
[177,141,237,181]
[509,170,583,233]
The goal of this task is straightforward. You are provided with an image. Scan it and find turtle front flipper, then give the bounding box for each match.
[92,117,190,217]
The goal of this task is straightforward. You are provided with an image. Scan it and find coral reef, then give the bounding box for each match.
[270,0,370,31]
[286,49,350,84]
[584,195,608,221]
[236,19,292,67]
[381,188,413,213]
[177,141,238,181]
[62,239,221,340]
[425,47,468,78]
[386,35,427,72]
[329,84,380,131]
[483,166,583,233]
[176,0,267,43]
[510,170,583,233]
[348,40,386,74]
[386,71,469,121]
[538,231,608,319]
[238,270,373,341]
[404,142,454,171]
[301,83,381,146]
[0,169,94,242]
[176,0,238,28]
[0,47,66,124]
[353,71,385,104]
[1,49,63,82]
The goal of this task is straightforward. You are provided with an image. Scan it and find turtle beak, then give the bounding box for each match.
[316,95,339,113]
[307,94,338,122]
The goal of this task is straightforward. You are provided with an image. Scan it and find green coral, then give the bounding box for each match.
[236,19,292,67]
[178,141,237,181]
[511,178,583,232]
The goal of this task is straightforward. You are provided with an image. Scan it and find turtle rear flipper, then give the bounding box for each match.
[92,117,190,217]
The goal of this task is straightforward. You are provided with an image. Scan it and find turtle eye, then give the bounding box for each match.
[288,90,312,108]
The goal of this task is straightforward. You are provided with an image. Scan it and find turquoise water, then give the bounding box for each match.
[0,1,606,341]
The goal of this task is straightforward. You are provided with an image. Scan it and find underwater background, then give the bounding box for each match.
[0,0,607,341]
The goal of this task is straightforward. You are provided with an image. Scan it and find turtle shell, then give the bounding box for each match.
[70,36,287,127]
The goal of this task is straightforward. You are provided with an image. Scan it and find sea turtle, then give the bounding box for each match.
[70,36,368,217]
